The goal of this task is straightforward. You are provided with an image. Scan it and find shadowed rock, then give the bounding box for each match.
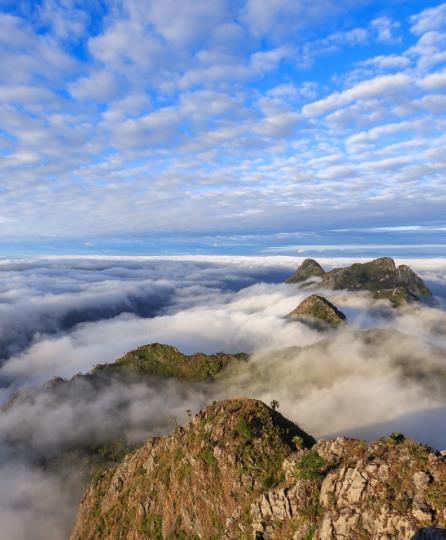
[412,528,446,539]
[289,294,347,328]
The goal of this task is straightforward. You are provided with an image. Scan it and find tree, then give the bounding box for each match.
[270,400,279,410]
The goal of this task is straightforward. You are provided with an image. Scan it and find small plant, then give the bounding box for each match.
[270,399,280,410]
[186,409,192,421]
[199,447,218,469]
[292,435,304,449]
[295,450,327,482]
[388,432,405,444]
[304,524,316,540]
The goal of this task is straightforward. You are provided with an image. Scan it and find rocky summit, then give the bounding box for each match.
[285,257,432,307]
[70,398,446,539]
[69,398,314,540]
[285,259,326,284]
[288,295,347,328]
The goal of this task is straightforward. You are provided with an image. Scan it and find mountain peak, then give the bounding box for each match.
[289,294,347,328]
[285,258,326,283]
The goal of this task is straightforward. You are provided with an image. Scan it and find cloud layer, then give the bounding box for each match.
[0,255,446,539]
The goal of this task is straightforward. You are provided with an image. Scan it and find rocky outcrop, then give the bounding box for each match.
[285,257,433,307]
[373,286,420,307]
[285,259,326,284]
[321,257,432,299]
[69,398,314,540]
[288,295,347,328]
[247,435,446,539]
[70,400,446,539]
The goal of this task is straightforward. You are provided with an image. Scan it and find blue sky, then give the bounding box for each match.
[0,0,446,255]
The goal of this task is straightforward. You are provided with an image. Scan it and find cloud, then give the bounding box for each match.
[419,70,446,90]
[295,17,400,69]
[410,2,446,35]
[370,16,400,44]
[302,73,411,117]
[0,3,445,239]
[69,70,122,102]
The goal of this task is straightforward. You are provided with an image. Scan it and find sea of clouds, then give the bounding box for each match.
[0,255,446,539]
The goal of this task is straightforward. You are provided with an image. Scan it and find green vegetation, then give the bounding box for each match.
[295,451,327,482]
[303,524,317,540]
[292,435,304,449]
[388,432,405,444]
[199,447,218,470]
[140,513,163,539]
[93,342,249,381]
[235,417,253,440]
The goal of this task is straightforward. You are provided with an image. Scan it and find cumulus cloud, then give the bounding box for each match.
[410,2,446,35]
[0,2,445,239]
[302,73,411,117]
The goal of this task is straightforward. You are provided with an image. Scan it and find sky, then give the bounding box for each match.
[0,0,446,254]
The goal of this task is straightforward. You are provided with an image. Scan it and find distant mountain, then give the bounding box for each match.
[70,397,446,539]
[92,342,248,381]
[285,257,433,306]
[2,344,249,483]
[285,258,325,283]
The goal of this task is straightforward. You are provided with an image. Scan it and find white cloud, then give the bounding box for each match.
[0,1,445,240]
[302,73,411,116]
[410,2,446,35]
[418,70,446,90]
[69,70,122,102]
[370,16,400,43]
[362,55,410,70]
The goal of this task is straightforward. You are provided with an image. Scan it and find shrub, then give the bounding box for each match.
[295,451,327,481]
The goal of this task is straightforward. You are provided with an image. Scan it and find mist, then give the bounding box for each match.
[0,255,446,539]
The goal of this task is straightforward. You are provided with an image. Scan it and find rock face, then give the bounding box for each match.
[69,398,314,540]
[285,257,432,307]
[289,295,347,328]
[70,399,446,540]
[285,259,326,284]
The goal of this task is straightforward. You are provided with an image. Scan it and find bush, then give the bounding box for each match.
[295,451,327,481]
